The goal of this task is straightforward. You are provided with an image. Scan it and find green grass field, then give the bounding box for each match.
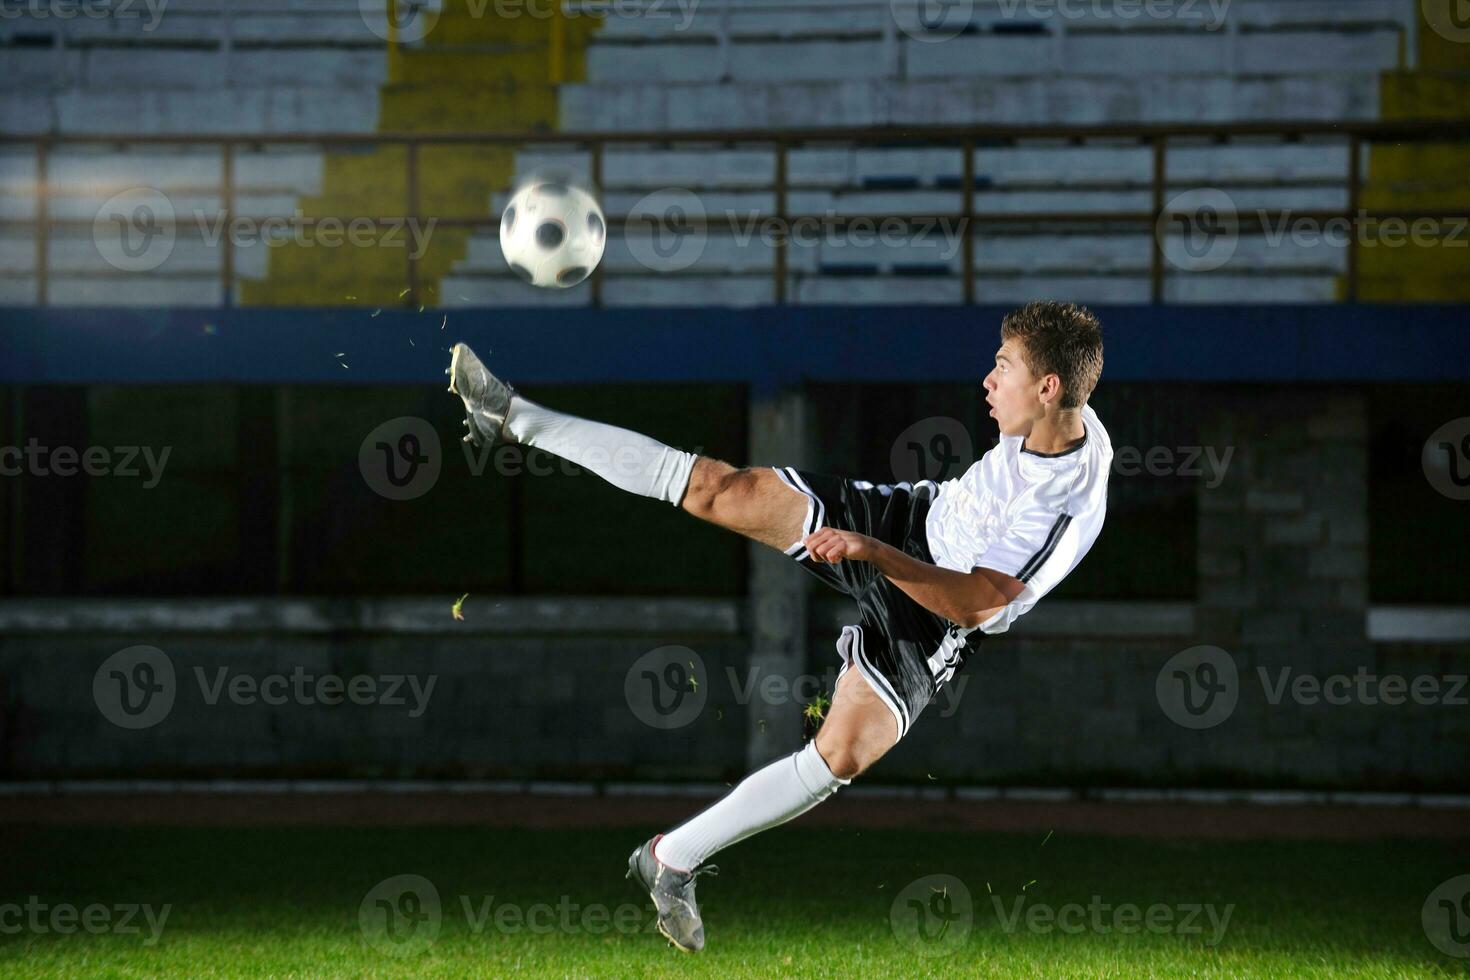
[1,825,1465,978]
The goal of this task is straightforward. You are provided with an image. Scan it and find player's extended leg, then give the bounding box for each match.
[628,668,897,952]
[678,457,809,552]
[448,342,808,551]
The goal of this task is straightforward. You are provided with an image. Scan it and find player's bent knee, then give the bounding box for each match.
[813,737,865,782]
[824,751,863,782]
[680,457,739,517]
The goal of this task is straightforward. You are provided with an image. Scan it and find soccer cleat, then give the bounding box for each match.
[446,342,516,447]
[626,834,718,953]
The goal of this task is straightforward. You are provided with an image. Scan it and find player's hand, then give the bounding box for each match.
[804,527,876,564]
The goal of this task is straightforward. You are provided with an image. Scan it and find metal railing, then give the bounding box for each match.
[3,119,1469,307]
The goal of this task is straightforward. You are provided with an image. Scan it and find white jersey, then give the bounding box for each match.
[924,404,1111,635]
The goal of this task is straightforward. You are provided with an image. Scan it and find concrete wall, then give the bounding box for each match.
[2,596,1465,789]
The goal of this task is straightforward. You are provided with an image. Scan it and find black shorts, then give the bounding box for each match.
[773,467,980,739]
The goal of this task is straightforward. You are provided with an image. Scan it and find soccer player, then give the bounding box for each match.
[446,300,1110,953]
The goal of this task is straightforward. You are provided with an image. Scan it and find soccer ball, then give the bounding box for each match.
[499,180,606,288]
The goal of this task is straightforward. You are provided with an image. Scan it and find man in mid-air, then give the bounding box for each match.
[446,300,1111,953]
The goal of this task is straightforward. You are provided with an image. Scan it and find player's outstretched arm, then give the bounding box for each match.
[804,528,1023,629]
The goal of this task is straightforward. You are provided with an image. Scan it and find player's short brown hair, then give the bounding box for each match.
[1000,301,1104,410]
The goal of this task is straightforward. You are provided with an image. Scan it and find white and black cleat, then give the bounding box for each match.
[446,341,515,447]
[626,834,718,953]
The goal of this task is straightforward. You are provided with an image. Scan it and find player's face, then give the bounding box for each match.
[983,339,1043,437]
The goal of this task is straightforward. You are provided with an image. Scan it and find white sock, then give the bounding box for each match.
[503,395,697,506]
[654,741,850,871]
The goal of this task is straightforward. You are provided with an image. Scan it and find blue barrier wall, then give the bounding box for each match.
[2,305,1468,386]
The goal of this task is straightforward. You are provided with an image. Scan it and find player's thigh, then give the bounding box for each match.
[814,668,899,780]
[680,457,808,553]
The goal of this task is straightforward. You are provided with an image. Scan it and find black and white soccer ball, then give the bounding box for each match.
[499,181,606,288]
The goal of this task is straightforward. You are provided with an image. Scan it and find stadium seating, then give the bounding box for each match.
[2,0,1461,306]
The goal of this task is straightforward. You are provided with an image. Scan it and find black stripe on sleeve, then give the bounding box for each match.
[1016,514,1073,584]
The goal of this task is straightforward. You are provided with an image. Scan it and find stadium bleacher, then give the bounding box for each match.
[0,0,1462,306]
